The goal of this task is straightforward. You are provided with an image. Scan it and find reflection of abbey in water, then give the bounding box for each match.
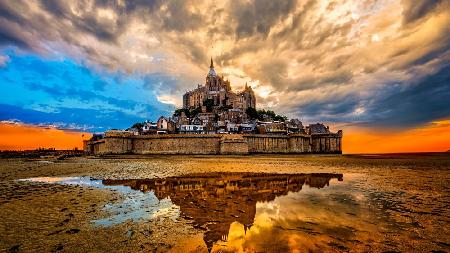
[102,173,343,250]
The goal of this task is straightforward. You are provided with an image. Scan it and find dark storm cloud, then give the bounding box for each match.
[0,2,33,49]
[39,0,126,42]
[0,31,29,49]
[172,36,208,65]
[363,64,450,127]
[0,1,75,52]
[39,0,69,17]
[269,0,318,48]
[253,57,353,93]
[232,0,297,38]
[287,90,362,123]
[291,64,450,127]
[257,60,288,90]
[158,0,203,32]
[0,1,29,25]
[121,0,162,13]
[0,0,207,65]
[40,0,204,36]
[401,0,445,24]
[403,37,450,68]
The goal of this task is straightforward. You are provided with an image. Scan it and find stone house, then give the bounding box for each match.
[191,116,203,126]
[308,123,330,134]
[286,119,304,134]
[157,116,176,133]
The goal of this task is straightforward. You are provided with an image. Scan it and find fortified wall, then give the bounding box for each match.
[84,131,342,155]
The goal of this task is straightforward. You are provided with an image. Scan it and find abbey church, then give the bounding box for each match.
[183,58,256,113]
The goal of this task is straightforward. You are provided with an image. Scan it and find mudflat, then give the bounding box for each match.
[0,154,449,252]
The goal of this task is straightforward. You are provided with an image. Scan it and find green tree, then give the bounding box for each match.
[173,108,190,117]
[254,109,287,122]
[190,106,202,117]
[273,114,288,122]
[131,122,144,129]
[257,109,275,120]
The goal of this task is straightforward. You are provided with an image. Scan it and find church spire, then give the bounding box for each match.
[207,57,217,76]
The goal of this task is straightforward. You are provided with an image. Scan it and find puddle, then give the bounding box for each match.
[104,173,349,251]
[22,173,373,250]
[19,176,179,226]
[24,173,422,251]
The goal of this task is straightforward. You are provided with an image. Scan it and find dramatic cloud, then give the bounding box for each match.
[0,0,449,131]
[401,0,446,24]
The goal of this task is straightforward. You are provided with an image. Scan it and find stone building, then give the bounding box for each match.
[156,116,176,133]
[183,58,256,114]
[307,123,330,134]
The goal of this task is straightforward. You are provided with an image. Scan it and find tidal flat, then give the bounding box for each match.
[0,154,449,252]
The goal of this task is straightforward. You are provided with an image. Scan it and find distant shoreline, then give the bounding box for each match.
[1,150,449,159]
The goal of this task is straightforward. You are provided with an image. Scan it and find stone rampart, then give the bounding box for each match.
[85,132,342,155]
[220,135,249,155]
[311,134,342,153]
[244,135,290,153]
[132,135,221,154]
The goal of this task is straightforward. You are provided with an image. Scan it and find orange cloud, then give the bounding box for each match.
[343,120,450,154]
[0,123,91,151]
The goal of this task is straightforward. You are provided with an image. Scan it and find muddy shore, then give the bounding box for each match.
[0,154,449,252]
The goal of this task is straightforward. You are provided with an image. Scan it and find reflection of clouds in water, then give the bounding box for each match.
[212,179,381,252]
[151,201,180,220]
[92,192,179,227]
[256,202,280,219]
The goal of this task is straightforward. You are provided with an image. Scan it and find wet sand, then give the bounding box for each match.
[0,154,449,252]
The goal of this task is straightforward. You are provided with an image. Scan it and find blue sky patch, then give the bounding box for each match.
[0,49,174,132]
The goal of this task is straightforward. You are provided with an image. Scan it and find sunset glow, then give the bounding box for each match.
[0,123,90,151]
[343,120,450,154]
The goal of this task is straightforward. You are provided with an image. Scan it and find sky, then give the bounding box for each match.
[0,0,449,152]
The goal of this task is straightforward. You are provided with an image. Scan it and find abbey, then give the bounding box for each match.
[84,57,343,155]
[183,58,256,116]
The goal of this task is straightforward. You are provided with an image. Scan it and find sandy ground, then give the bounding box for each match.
[0,154,449,252]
